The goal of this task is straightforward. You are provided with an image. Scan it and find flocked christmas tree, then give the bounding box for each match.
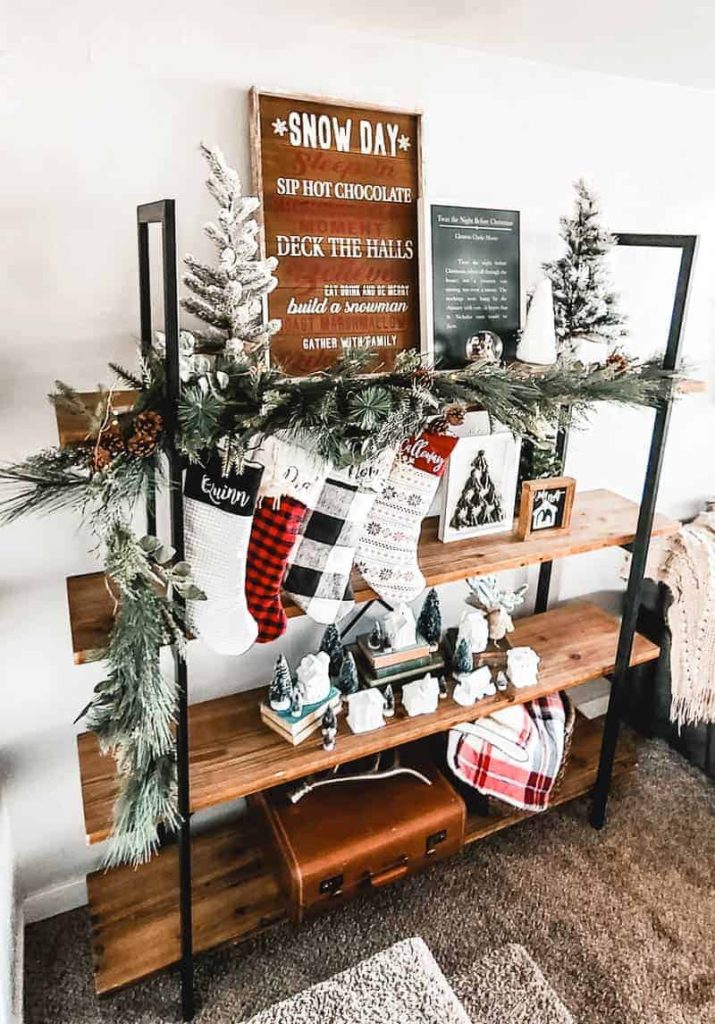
[320,624,345,677]
[175,143,281,467]
[417,588,442,650]
[543,180,627,354]
[268,654,292,711]
[450,452,504,530]
[338,651,360,695]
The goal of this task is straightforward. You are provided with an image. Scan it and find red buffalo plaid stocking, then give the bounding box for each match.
[246,436,328,643]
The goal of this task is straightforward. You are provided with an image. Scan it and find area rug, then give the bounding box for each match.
[239,936,470,1024]
[454,944,574,1024]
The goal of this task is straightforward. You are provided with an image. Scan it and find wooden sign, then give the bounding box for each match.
[517,476,576,540]
[251,90,422,375]
[430,205,520,369]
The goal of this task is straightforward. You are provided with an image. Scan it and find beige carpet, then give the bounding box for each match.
[24,738,715,1024]
[453,945,574,1023]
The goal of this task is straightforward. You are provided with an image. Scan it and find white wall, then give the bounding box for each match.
[0,793,22,1024]
[2,1,714,916]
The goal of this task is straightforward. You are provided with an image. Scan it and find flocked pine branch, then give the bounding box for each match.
[181,143,281,355]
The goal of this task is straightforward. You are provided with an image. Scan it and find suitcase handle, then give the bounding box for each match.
[368,858,409,889]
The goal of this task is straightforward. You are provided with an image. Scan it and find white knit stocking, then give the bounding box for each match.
[184,454,263,656]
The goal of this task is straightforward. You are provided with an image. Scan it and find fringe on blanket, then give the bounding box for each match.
[658,511,715,728]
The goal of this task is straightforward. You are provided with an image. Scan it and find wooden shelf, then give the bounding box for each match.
[87,816,286,995]
[76,600,657,843]
[85,713,636,995]
[54,390,137,447]
[65,488,678,663]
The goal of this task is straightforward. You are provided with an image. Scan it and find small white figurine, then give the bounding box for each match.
[346,688,387,734]
[456,608,489,655]
[452,666,495,706]
[516,278,557,366]
[506,646,540,689]
[402,674,440,717]
[383,603,417,650]
[296,651,331,705]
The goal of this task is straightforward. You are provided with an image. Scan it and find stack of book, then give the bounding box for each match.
[260,686,342,746]
[353,634,445,688]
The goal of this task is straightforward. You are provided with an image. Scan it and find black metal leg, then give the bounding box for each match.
[591,232,696,829]
[532,412,570,616]
[590,401,673,828]
[175,655,195,1021]
[137,199,195,1021]
[534,562,552,614]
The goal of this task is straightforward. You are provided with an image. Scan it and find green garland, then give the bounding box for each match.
[0,147,685,867]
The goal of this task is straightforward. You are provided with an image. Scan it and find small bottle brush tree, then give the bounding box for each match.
[454,637,473,676]
[417,588,442,650]
[320,624,344,678]
[450,452,504,529]
[269,654,292,711]
[338,651,360,695]
[543,179,626,354]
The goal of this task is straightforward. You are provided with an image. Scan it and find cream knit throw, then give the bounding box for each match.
[658,511,715,726]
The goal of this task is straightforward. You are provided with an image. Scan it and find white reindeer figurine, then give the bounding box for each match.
[465,575,528,644]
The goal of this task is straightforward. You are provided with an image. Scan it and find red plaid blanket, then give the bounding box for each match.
[446,693,567,811]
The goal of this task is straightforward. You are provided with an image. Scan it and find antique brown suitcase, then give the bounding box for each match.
[252,760,466,923]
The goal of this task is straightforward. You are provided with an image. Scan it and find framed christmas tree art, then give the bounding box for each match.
[438,433,521,543]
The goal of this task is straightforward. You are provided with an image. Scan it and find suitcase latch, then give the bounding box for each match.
[426,829,447,855]
[319,873,344,897]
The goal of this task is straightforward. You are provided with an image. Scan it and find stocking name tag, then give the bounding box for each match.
[184,455,263,516]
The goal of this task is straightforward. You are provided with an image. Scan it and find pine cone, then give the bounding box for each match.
[605,351,630,375]
[90,444,113,471]
[127,410,163,458]
[413,366,433,388]
[100,422,127,457]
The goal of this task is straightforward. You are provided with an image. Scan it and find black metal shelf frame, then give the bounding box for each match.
[134,204,697,1020]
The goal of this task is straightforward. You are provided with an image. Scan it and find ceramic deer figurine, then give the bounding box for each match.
[465,575,528,643]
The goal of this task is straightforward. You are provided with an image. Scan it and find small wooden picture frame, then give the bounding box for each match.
[516,476,576,541]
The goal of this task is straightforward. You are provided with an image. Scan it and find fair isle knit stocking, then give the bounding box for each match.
[283,448,396,624]
[184,453,263,656]
[355,432,457,604]
[245,436,328,643]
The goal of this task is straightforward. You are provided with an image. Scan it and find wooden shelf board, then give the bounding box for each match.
[66,488,678,663]
[464,714,636,844]
[86,713,634,995]
[54,390,137,447]
[77,600,658,843]
[87,817,286,996]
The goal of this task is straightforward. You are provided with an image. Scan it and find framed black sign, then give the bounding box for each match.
[430,204,520,368]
